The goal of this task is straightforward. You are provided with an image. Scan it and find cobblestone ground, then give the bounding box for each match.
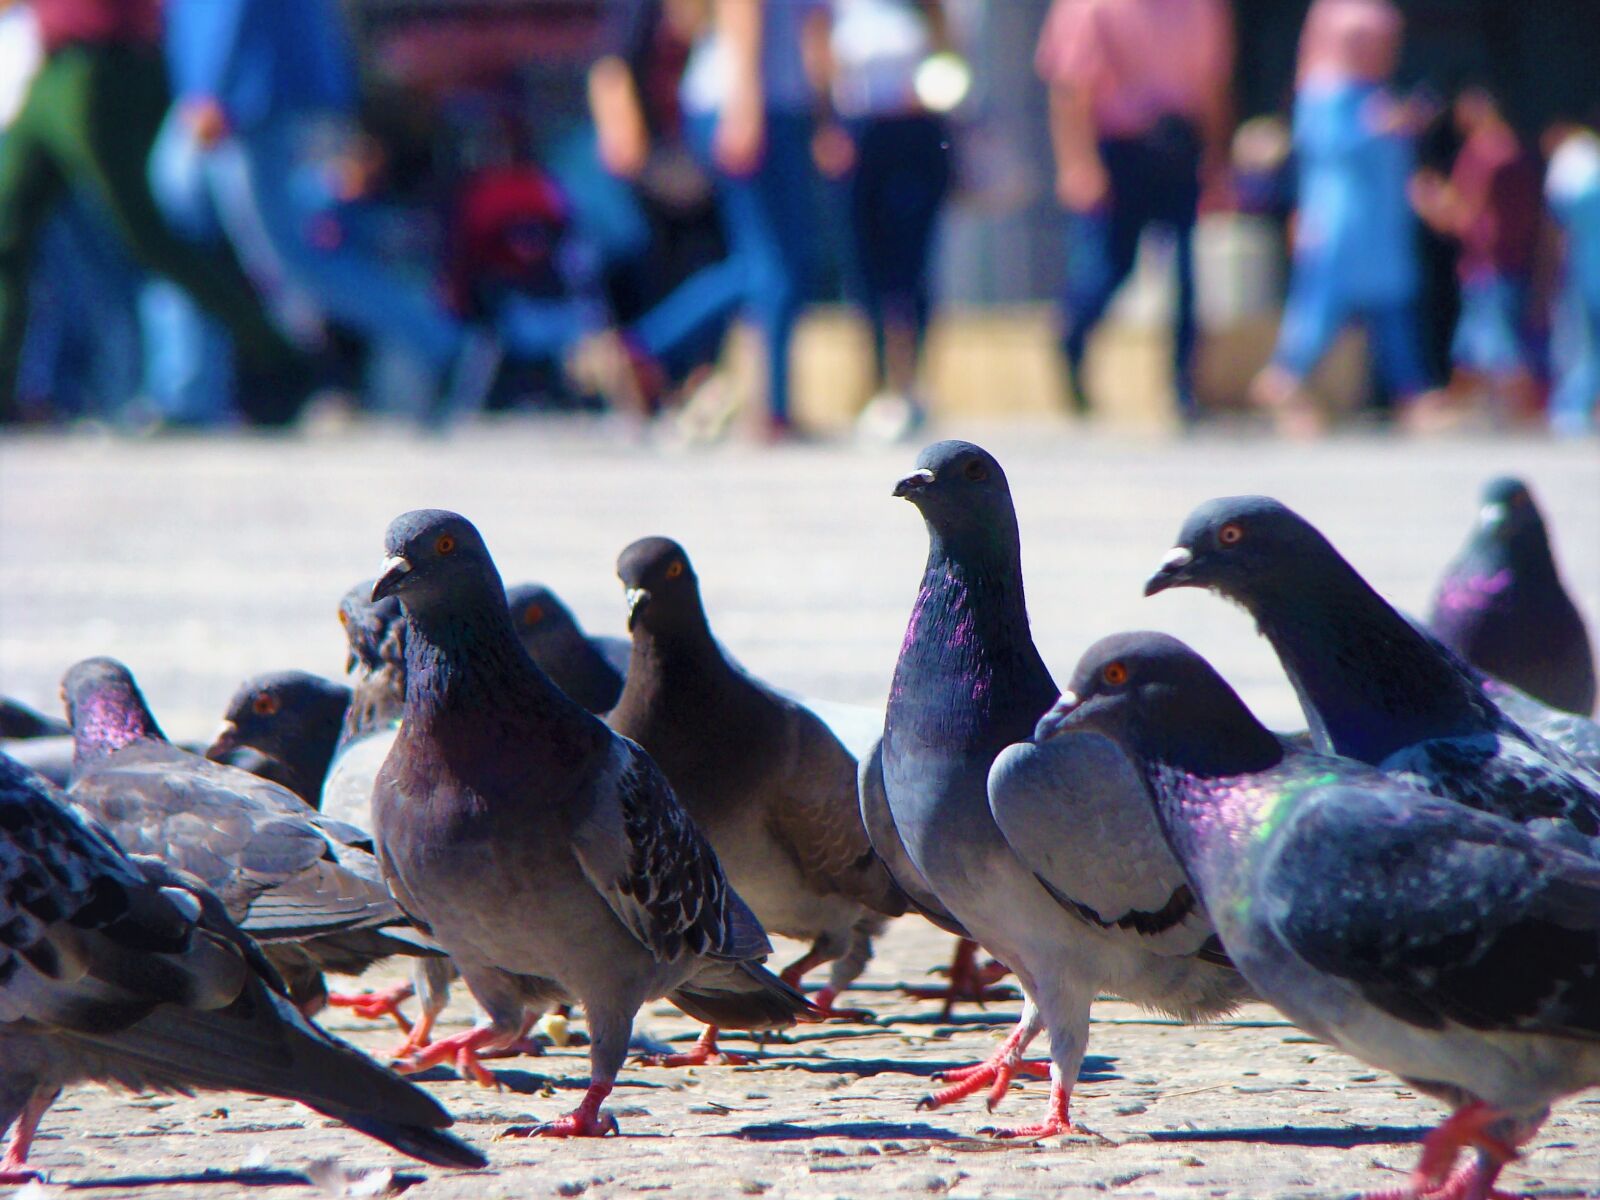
[1,420,1598,1200]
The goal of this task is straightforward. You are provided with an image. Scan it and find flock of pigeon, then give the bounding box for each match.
[2,440,1597,1200]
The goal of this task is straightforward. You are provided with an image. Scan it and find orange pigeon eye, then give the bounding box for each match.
[665,561,684,579]
[253,693,279,717]
[522,603,545,627]
[435,534,456,555]
[337,609,349,627]
[1218,522,1244,546]
[1102,662,1128,686]
[963,459,988,482]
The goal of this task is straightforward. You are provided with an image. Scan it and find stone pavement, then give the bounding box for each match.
[0,419,1597,1199]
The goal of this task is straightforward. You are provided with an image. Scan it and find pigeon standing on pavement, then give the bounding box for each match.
[369,509,812,1136]
[1146,496,1600,855]
[0,751,486,1179]
[1429,477,1596,716]
[507,582,629,714]
[865,441,1245,1136]
[608,536,906,1061]
[206,671,353,806]
[62,658,442,1015]
[1041,631,1600,1200]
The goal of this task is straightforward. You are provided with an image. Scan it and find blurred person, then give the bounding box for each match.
[680,0,831,440]
[162,0,497,424]
[1249,0,1438,435]
[0,0,302,424]
[1543,118,1600,436]
[1409,87,1542,424]
[815,0,954,443]
[1035,0,1234,420]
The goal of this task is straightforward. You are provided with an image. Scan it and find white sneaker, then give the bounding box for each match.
[855,391,926,444]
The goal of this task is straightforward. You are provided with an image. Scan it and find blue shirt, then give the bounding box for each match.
[681,0,831,116]
[164,0,357,131]
[1291,80,1418,304]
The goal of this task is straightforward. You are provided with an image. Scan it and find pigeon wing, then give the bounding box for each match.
[857,737,969,937]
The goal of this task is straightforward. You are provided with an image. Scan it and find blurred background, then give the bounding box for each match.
[2,0,1598,442]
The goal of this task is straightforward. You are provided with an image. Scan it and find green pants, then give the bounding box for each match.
[0,43,297,418]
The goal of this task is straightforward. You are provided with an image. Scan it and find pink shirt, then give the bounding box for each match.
[28,0,159,53]
[1035,0,1233,138]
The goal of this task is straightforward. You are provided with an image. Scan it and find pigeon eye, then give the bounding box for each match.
[1102,662,1128,686]
[252,693,279,717]
[435,535,456,555]
[665,561,685,580]
[337,609,348,627]
[963,459,988,482]
[1218,523,1244,546]
[522,603,544,627]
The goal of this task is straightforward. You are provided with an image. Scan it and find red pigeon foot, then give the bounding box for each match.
[394,1025,505,1088]
[328,983,416,1032]
[499,1084,618,1138]
[902,939,1012,1017]
[637,1026,751,1067]
[917,1022,1048,1112]
[1362,1102,1521,1200]
[808,987,876,1023]
[387,1008,440,1061]
[979,1078,1090,1140]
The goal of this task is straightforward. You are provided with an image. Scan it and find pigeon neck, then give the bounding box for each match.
[1248,569,1488,762]
[1132,690,1284,784]
[617,608,731,716]
[402,597,576,730]
[72,690,164,767]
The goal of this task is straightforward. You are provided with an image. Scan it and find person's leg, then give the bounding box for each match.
[1548,295,1600,435]
[846,119,890,389]
[1060,139,1144,412]
[1251,255,1348,434]
[0,67,69,418]
[65,46,298,378]
[1364,299,1432,403]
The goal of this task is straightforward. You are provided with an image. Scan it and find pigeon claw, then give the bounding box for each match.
[809,987,876,1024]
[1361,1103,1522,1200]
[387,1009,439,1061]
[637,1026,752,1068]
[978,1079,1088,1141]
[393,1025,504,1088]
[903,939,1013,1017]
[328,983,416,1032]
[500,1083,618,1139]
[919,1032,1049,1113]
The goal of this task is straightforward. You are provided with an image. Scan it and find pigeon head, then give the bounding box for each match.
[61,657,165,763]
[338,579,405,674]
[616,537,703,635]
[893,441,1018,553]
[206,671,351,796]
[506,583,579,639]
[1036,632,1281,777]
[1469,477,1549,562]
[1144,496,1334,604]
[372,509,505,618]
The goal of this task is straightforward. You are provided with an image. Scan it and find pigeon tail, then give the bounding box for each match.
[669,960,817,1031]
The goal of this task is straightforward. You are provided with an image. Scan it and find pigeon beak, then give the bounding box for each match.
[1033,691,1081,742]
[372,555,412,602]
[207,719,240,756]
[625,587,651,631]
[1143,545,1194,597]
[892,467,935,498]
[1478,502,1507,531]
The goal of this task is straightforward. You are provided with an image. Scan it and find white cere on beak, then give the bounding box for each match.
[907,467,935,484]
[625,588,648,614]
[1479,503,1506,528]
[1056,690,1079,708]
[1160,546,1193,571]
[380,554,412,578]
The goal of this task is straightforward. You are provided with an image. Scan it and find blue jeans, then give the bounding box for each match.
[220,113,464,378]
[1062,119,1200,414]
[1273,258,1430,400]
[686,109,821,425]
[1550,280,1599,434]
[1450,273,1528,377]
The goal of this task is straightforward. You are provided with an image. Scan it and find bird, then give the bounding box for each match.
[0,750,487,1179]
[206,670,353,806]
[321,581,408,830]
[607,535,906,1062]
[62,657,443,1017]
[1145,495,1600,856]
[1429,477,1596,716]
[368,508,812,1136]
[866,440,1245,1137]
[0,696,68,739]
[507,582,629,714]
[1041,630,1600,1200]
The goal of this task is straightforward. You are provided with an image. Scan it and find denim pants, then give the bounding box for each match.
[1273,255,1430,400]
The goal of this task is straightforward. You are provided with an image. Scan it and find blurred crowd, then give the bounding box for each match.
[0,0,1596,439]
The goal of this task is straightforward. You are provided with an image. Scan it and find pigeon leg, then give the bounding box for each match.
[499,1082,619,1139]
[637,1025,752,1067]
[393,1024,511,1087]
[979,1075,1089,1140]
[328,982,416,1033]
[902,938,1013,1017]
[388,1005,440,1061]
[917,1001,1046,1112]
[0,1087,58,1182]
[779,935,875,1022]
[478,1010,551,1060]
[1362,1105,1521,1200]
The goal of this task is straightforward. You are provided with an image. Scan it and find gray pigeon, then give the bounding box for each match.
[1430,477,1596,716]
[206,670,353,806]
[507,582,629,714]
[0,750,486,1179]
[62,657,441,1016]
[1146,496,1600,858]
[1043,631,1600,1200]
[322,581,408,830]
[370,509,812,1136]
[866,441,1244,1137]
[608,536,906,1059]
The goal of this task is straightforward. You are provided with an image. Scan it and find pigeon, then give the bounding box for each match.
[0,697,68,739]
[607,536,906,1059]
[507,582,629,714]
[0,750,487,1178]
[866,441,1245,1137]
[1041,631,1600,1200]
[1429,477,1596,716]
[1145,496,1600,856]
[62,657,442,1016]
[321,582,408,830]
[206,671,353,806]
[369,509,812,1136]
